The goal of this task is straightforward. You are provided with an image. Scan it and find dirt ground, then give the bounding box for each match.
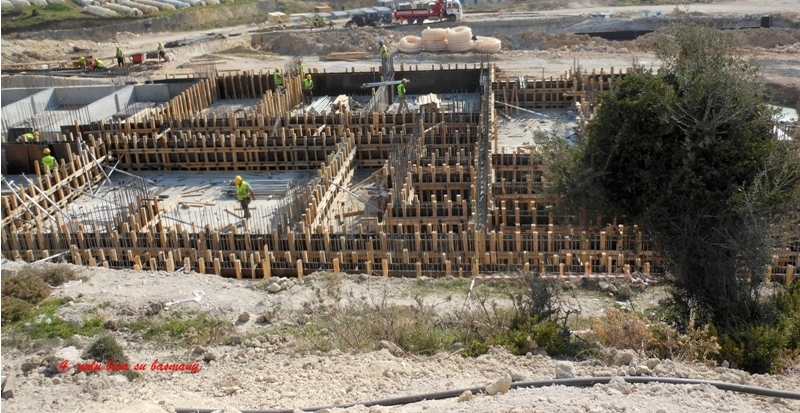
[2,260,799,413]
[2,2,800,412]
[2,2,798,107]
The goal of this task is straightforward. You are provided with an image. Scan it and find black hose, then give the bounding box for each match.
[175,375,800,413]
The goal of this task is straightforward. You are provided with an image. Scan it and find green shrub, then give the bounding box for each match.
[43,3,70,12]
[123,310,234,347]
[2,273,51,304]
[1,297,33,324]
[83,335,128,364]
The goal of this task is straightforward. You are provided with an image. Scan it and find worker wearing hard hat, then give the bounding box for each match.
[274,67,284,94]
[397,78,410,114]
[234,176,255,219]
[379,39,389,76]
[302,74,314,105]
[42,148,56,172]
[297,59,304,76]
[17,131,39,143]
[116,45,124,67]
[78,56,87,71]
[94,58,106,71]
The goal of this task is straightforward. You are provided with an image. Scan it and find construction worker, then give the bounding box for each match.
[158,42,166,62]
[116,46,124,67]
[379,39,389,76]
[397,78,410,114]
[42,148,56,172]
[234,175,255,219]
[297,58,304,76]
[302,74,314,105]
[94,59,106,71]
[274,67,284,93]
[16,131,39,143]
[78,56,87,71]
[326,17,334,29]
[314,13,321,27]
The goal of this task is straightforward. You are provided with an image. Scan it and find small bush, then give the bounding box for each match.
[1,297,34,324]
[36,265,78,287]
[593,307,652,352]
[649,323,720,362]
[718,325,786,374]
[43,3,70,12]
[83,335,128,364]
[123,310,234,347]
[2,273,51,304]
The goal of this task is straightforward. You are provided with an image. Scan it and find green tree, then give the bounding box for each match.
[542,22,800,371]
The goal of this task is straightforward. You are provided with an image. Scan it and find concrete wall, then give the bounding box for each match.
[1,88,46,107]
[1,88,57,131]
[133,84,171,102]
[84,86,136,122]
[53,85,122,106]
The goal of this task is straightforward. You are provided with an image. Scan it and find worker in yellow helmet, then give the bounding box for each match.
[274,67,284,94]
[397,78,410,114]
[234,176,255,219]
[302,74,314,105]
[42,148,56,172]
[78,56,87,71]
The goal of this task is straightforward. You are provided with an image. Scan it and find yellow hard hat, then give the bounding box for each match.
[34,131,39,136]
[306,74,311,79]
[43,148,50,155]
[402,78,409,84]
[234,176,243,184]
[275,67,280,72]
[298,58,302,63]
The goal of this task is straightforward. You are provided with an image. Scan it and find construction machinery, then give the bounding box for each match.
[345,7,394,27]
[394,0,462,24]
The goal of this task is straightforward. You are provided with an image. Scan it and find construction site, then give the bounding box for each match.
[2,55,798,282]
[2,0,800,283]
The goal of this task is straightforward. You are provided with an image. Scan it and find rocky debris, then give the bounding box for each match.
[509,369,525,382]
[104,319,118,331]
[238,312,250,322]
[556,361,575,379]
[20,360,39,374]
[378,340,404,357]
[267,282,282,293]
[457,390,474,402]
[144,302,164,316]
[229,335,243,345]
[599,281,618,295]
[612,349,638,367]
[1,371,15,399]
[606,376,633,395]
[192,346,206,355]
[203,351,218,361]
[617,284,632,300]
[485,374,512,396]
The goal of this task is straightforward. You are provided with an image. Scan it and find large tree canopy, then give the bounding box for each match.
[541,22,800,371]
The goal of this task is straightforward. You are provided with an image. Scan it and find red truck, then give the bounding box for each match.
[394,0,463,25]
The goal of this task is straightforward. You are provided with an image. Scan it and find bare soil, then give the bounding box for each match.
[1,260,799,413]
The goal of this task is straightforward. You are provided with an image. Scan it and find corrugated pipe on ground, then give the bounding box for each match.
[174,376,800,413]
